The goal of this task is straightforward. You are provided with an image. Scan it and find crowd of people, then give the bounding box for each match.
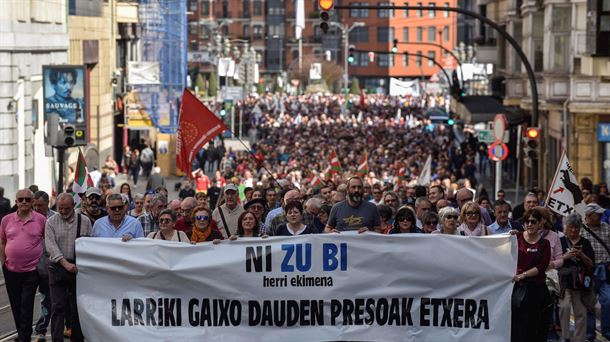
[1,93,610,341]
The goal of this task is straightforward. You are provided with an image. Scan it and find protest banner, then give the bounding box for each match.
[545,151,587,217]
[76,233,516,341]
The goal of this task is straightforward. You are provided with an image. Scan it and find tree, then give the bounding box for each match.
[195,74,206,96]
[256,82,265,94]
[349,78,361,95]
[208,71,218,97]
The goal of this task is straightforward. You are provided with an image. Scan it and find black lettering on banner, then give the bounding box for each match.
[189,299,199,326]
[441,299,453,327]
[249,300,261,326]
[111,299,120,326]
[330,300,341,325]
[342,299,354,325]
[476,300,489,330]
[364,299,375,325]
[163,298,177,326]
[388,298,401,325]
[274,300,285,326]
[230,301,241,326]
[146,298,156,326]
[261,300,273,326]
[246,246,272,272]
[201,299,212,326]
[218,299,230,326]
[285,300,298,326]
[403,297,414,326]
[376,298,388,325]
[298,300,310,326]
[430,298,441,326]
[311,300,324,326]
[354,298,364,325]
[464,299,477,328]
[157,298,163,326]
[121,298,133,326]
[453,298,464,328]
[420,298,430,327]
[133,299,145,326]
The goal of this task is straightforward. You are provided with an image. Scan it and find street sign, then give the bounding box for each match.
[222,86,244,101]
[493,114,507,142]
[310,63,322,80]
[477,130,509,144]
[488,142,509,161]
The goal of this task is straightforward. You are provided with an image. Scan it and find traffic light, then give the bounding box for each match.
[62,125,76,147]
[392,39,398,54]
[318,0,334,33]
[447,118,455,126]
[523,127,540,167]
[348,47,355,64]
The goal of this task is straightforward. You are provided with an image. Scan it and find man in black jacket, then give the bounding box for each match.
[0,186,11,222]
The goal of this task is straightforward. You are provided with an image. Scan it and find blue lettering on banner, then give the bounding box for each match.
[322,243,348,271]
[599,123,610,142]
[281,244,312,272]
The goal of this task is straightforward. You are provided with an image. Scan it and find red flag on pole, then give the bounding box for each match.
[176,89,228,174]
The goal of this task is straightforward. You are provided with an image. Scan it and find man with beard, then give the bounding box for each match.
[76,188,106,224]
[45,193,92,342]
[325,177,381,233]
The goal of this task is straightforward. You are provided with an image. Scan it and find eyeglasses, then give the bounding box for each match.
[87,195,101,200]
[465,211,480,217]
[108,205,124,212]
[195,215,209,221]
[159,218,173,224]
[425,221,438,225]
[525,219,539,225]
[17,197,32,203]
[445,215,459,220]
[249,205,264,211]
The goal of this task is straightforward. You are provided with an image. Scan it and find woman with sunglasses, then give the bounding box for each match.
[433,207,460,235]
[458,201,490,236]
[389,207,418,234]
[190,206,223,243]
[421,210,439,234]
[511,207,552,342]
[146,209,189,243]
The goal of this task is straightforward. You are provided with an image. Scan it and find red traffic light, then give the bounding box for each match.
[318,0,334,11]
[525,127,540,139]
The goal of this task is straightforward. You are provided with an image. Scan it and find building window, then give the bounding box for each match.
[416,27,423,41]
[428,26,436,42]
[428,51,436,66]
[349,27,369,43]
[533,13,544,72]
[350,2,369,17]
[377,27,392,42]
[357,52,369,66]
[188,0,197,12]
[444,2,449,17]
[402,53,409,66]
[378,2,394,17]
[552,6,571,71]
[429,2,436,17]
[243,0,250,17]
[404,2,409,17]
[243,25,250,38]
[253,25,263,39]
[222,1,228,17]
[416,51,422,66]
[188,22,198,35]
[417,2,423,16]
[378,53,392,66]
[444,26,449,41]
[269,24,285,37]
[201,1,210,16]
[189,41,198,51]
[403,27,409,42]
[253,0,262,15]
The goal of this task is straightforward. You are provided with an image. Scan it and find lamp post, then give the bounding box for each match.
[330,21,365,93]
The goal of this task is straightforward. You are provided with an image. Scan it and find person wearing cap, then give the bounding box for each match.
[582,202,610,340]
[92,193,144,239]
[244,198,268,233]
[76,188,106,224]
[212,184,244,238]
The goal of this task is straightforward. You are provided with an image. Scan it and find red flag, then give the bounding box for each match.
[176,89,228,174]
[359,89,366,108]
[356,152,369,176]
[328,150,342,175]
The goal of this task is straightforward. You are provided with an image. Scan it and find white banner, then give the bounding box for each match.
[127,61,160,85]
[76,234,517,341]
[389,78,420,97]
[546,151,587,217]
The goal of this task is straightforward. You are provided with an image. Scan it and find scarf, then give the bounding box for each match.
[191,226,212,243]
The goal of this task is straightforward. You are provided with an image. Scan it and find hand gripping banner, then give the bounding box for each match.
[76,233,517,341]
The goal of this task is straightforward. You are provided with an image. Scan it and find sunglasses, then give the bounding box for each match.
[398,216,413,222]
[108,205,124,212]
[465,211,480,217]
[17,197,32,203]
[87,195,101,200]
[195,215,209,221]
[425,221,438,225]
[525,219,539,225]
[159,218,173,224]
[445,215,459,220]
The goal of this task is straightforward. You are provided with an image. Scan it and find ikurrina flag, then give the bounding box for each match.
[72,149,94,206]
[176,89,228,174]
[356,152,369,176]
[328,150,342,175]
[308,173,324,190]
[545,151,586,217]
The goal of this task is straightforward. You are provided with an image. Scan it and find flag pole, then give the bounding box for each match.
[544,150,564,208]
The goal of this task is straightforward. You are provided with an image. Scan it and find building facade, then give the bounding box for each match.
[0,0,69,196]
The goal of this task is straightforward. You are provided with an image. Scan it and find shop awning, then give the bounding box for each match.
[450,96,527,124]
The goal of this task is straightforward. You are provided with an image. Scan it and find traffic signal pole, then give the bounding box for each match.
[335,4,540,188]
[56,146,66,194]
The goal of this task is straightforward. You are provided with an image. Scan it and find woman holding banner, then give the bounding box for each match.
[146,209,189,243]
[388,207,418,234]
[432,207,460,235]
[275,201,315,236]
[190,206,223,243]
[511,207,552,342]
[229,211,261,239]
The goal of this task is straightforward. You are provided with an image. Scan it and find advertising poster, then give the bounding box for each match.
[43,65,87,124]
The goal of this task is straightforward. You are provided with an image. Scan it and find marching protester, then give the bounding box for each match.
[457,201,490,236]
[489,199,523,234]
[45,193,93,342]
[558,213,595,342]
[274,201,315,236]
[325,177,381,233]
[190,206,223,243]
[128,193,145,218]
[229,211,260,239]
[388,207,419,234]
[92,193,144,239]
[433,207,460,235]
[145,209,189,243]
[77,188,106,224]
[1,189,46,342]
[511,207,552,342]
[420,210,439,234]
[244,198,268,233]
[138,194,168,236]
[581,203,610,341]
[212,184,245,238]
[119,183,134,209]
[175,197,196,238]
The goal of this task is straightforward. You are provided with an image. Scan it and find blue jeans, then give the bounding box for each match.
[587,264,610,338]
[35,273,51,335]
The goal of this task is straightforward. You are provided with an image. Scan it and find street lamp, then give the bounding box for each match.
[330,21,365,94]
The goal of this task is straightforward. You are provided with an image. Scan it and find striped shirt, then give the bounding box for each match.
[45,213,92,263]
[581,222,610,264]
